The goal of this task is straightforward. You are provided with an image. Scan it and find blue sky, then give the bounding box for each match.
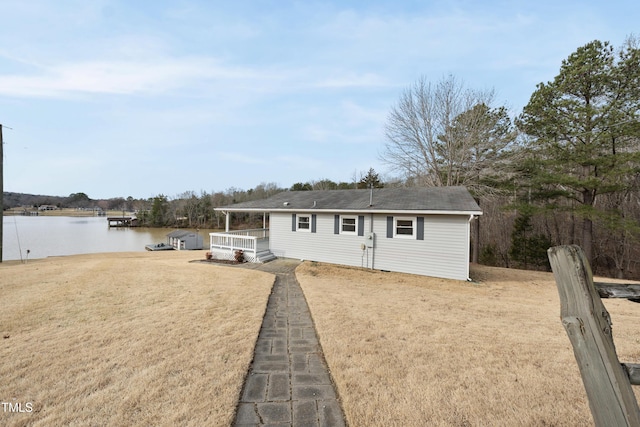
[0,0,637,199]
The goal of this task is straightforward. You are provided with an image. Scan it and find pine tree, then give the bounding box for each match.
[509,209,553,270]
[149,195,169,227]
[358,168,383,189]
[517,38,640,264]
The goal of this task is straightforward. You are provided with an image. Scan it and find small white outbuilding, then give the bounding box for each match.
[167,230,203,250]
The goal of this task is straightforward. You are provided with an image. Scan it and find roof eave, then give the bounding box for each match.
[215,207,482,216]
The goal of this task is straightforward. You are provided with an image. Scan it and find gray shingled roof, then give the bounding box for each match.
[216,186,482,214]
[167,230,193,238]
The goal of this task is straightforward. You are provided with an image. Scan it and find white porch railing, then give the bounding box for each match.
[209,228,270,262]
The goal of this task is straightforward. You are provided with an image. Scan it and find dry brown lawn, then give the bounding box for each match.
[0,251,274,427]
[296,262,640,427]
[3,253,639,427]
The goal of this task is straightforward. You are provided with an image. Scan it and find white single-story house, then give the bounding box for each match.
[210,186,482,281]
[167,230,203,250]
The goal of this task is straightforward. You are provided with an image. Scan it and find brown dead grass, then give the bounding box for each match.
[0,251,274,427]
[296,262,640,427]
[3,253,638,426]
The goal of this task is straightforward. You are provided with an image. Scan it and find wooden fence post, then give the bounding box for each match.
[548,245,640,426]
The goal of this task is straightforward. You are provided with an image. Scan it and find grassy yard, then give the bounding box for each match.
[296,262,640,426]
[0,251,274,427]
[2,253,639,426]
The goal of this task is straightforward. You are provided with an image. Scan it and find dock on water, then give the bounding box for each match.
[107,217,134,227]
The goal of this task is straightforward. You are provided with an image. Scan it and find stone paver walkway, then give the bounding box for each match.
[233,259,346,426]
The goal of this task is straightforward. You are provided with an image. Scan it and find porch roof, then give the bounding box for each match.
[215,186,482,215]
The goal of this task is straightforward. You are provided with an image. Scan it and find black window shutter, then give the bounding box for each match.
[311,214,317,233]
[386,216,393,238]
[358,215,365,236]
[292,214,297,232]
[334,215,340,234]
[417,217,424,240]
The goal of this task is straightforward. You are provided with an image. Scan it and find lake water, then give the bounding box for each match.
[1,216,210,262]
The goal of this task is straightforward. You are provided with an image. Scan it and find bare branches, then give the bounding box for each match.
[382,75,516,197]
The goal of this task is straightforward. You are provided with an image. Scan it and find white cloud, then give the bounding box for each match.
[0,54,390,101]
[0,55,269,98]
[315,72,388,89]
[217,152,266,165]
[274,154,325,172]
[298,100,386,145]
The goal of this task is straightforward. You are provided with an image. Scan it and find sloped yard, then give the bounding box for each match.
[296,262,640,426]
[0,251,274,427]
[3,252,638,426]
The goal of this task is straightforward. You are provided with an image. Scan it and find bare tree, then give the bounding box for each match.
[382,76,520,264]
[382,75,497,187]
[310,179,338,190]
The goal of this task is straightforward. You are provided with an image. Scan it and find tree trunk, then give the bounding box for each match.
[582,188,595,266]
[583,217,593,266]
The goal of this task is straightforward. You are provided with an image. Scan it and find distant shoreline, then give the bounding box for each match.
[3,208,131,217]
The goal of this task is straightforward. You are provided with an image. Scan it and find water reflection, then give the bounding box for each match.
[2,216,210,261]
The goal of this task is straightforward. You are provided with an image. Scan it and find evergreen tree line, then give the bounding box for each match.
[117,168,386,230]
[381,36,640,279]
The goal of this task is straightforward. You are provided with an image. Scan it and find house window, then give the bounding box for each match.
[298,215,310,231]
[341,216,357,234]
[394,217,415,238]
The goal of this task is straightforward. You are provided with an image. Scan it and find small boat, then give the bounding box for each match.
[145,243,174,251]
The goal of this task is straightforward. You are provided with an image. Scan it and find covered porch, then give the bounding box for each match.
[209,228,275,263]
[209,210,275,263]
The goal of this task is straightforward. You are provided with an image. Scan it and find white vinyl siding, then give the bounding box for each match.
[270,212,471,280]
[271,213,368,266]
[375,215,470,280]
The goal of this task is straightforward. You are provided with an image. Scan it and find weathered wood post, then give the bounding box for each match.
[548,245,640,426]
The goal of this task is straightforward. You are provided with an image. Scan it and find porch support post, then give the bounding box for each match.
[263,212,267,230]
[225,211,230,232]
